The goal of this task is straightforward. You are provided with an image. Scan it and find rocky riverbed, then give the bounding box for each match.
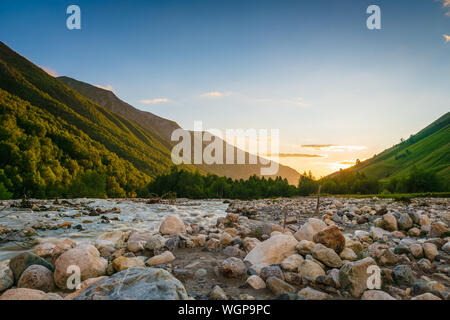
[0,197,448,300]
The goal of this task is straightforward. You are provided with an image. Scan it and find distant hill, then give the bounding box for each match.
[57,76,301,184]
[329,112,450,183]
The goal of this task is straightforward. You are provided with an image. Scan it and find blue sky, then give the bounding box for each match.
[1,0,449,176]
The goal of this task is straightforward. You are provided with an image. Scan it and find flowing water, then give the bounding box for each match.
[0,199,228,261]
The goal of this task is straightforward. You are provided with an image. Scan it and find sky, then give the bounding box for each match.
[1,0,449,177]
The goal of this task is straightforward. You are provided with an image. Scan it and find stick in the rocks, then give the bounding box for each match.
[313,185,321,216]
[282,207,287,231]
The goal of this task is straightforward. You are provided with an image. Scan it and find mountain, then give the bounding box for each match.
[0,41,299,199]
[57,76,301,184]
[329,112,450,183]
[0,41,184,197]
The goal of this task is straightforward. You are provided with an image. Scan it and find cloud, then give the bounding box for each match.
[301,144,334,149]
[293,97,309,108]
[40,66,57,77]
[199,91,232,98]
[437,0,450,16]
[95,84,114,91]
[301,144,367,152]
[444,34,450,42]
[139,98,171,104]
[265,153,325,158]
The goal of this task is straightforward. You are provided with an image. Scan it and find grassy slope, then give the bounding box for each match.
[0,41,174,178]
[330,112,450,182]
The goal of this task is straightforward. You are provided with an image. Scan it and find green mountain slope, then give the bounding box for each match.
[0,41,178,197]
[57,76,301,185]
[330,112,450,183]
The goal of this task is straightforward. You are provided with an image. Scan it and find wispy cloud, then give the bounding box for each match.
[40,66,57,77]
[437,0,450,16]
[199,91,232,98]
[139,98,171,104]
[292,97,309,108]
[95,84,114,91]
[264,153,325,158]
[301,144,367,152]
[444,34,450,42]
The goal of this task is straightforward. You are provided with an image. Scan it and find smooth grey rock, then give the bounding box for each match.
[74,267,189,300]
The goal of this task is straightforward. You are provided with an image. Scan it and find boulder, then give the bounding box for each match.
[145,251,175,265]
[442,242,450,254]
[339,257,378,298]
[423,243,438,261]
[294,218,327,241]
[410,293,441,300]
[145,236,166,254]
[159,216,186,235]
[345,239,364,254]
[243,237,261,252]
[223,246,245,258]
[192,235,207,247]
[409,243,424,259]
[370,227,391,241]
[64,276,108,300]
[260,265,284,281]
[54,247,108,290]
[397,214,413,231]
[51,239,76,265]
[0,288,56,300]
[127,231,153,252]
[0,265,13,292]
[210,285,227,300]
[221,257,247,278]
[311,243,343,268]
[244,234,297,273]
[112,256,145,272]
[220,232,234,246]
[94,231,125,250]
[298,260,325,281]
[9,252,53,282]
[296,240,315,255]
[74,267,189,300]
[18,265,55,292]
[361,290,396,300]
[381,213,398,231]
[281,254,304,272]
[313,225,345,253]
[205,238,220,250]
[340,248,357,261]
[392,264,415,287]
[297,287,329,300]
[246,275,266,290]
[34,242,56,258]
[408,228,421,237]
[266,276,296,296]
[429,221,448,238]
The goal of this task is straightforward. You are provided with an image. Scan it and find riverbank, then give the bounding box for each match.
[0,197,448,300]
